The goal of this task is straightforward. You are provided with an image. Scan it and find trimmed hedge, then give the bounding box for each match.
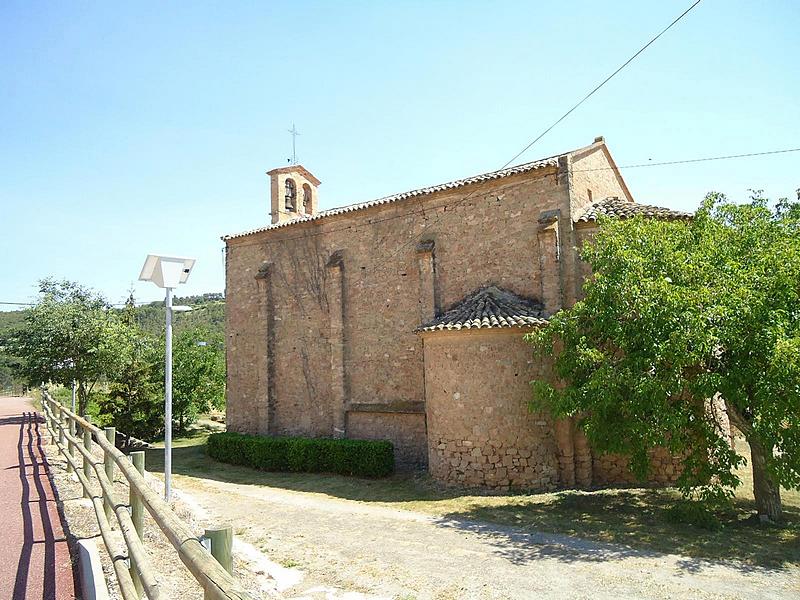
[206,432,394,478]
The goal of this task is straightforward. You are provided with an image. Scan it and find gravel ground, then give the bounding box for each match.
[43,420,799,600]
[42,434,277,599]
[172,473,800,600]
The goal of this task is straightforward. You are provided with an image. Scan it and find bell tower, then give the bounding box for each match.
[267,165,321,224]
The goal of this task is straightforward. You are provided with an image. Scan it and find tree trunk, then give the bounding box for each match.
[749,437,782,522]
[77,382,88,416]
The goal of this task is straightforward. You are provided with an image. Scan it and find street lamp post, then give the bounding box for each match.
[165,286,173,501]
[139,254,196,502]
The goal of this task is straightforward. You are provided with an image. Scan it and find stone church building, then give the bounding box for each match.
[223,137,692,490]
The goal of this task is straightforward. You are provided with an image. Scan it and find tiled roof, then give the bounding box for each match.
[222,154,564,240]
[576,197,692,223]
[417,286,548,333]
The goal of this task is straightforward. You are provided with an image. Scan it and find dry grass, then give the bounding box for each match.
[148,428,800,570]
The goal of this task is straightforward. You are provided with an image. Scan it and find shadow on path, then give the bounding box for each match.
[7,411,77,600]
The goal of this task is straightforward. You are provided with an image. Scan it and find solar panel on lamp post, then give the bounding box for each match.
[138,254,196,502]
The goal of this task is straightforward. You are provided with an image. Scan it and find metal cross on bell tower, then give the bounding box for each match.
[288,123,301,165]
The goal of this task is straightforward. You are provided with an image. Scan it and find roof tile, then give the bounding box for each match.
[576,197,692,223]
[417,286,548,333]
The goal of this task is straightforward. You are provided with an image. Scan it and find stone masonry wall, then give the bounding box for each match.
[592,448,685,487]
[422,329,560,490]
[563,144,632,309]
[593,393,733,486]
[225,141,632,475]
[226,164,571,449]
[347,411,428,469]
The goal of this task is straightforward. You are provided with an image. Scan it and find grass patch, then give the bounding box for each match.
[279,557,301,568]
[146,432,800,569]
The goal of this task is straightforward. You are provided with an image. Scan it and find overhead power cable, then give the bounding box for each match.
[503,0,704,168]
[358,0,705,276]
[228,0,708,253]
[577,147,800,172]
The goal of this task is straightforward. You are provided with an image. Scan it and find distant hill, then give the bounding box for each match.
[0,309,26,333]
[143,292,224,308]
[134,293,225,338]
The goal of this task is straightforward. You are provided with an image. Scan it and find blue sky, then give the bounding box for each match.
[1,1,798,308]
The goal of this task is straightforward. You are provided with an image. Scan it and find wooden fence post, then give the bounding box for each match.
[129,451,145,598]
[65,413,74,474]
[43,397,50,432]
[82,416,92,499]
[58,406,70,474]
[104,427,116,521]
[68,416,77,473]
[205,527,233,574]
[203,526,233,600]
[204,526,233,574]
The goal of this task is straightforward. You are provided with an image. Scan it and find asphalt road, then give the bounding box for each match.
[0,396,77,599]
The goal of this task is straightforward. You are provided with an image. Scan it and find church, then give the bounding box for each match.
[222,137,693,490]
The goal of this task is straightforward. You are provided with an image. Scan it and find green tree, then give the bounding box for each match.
[0,353,23,392]
[170,325,225,432]
[97,295,165,444]
[529,193,800,522]
[0,309,27,393]
[8,279,124,415]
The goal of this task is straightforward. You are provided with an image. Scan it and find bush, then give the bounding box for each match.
[665,499,721,531]
[206,432,394,477]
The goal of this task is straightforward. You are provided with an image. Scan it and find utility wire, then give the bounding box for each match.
[242,0,707,260]
[503,0,704,168]
[576,147,800,172]
[337,0,707,277]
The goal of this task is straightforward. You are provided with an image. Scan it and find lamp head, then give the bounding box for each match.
[139,255,196,289]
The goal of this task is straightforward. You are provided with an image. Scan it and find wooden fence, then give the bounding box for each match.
[41,391,254,600]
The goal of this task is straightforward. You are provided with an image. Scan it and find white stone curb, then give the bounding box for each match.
[76,538,110,600]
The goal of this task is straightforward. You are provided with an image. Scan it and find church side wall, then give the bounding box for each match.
[592,448,685,487]
[227,234,335,438]
[225,252,265,435]
[225,167,570,463]
[225,149,637,474]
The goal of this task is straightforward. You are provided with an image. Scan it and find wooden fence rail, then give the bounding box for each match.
[41,391,253,600]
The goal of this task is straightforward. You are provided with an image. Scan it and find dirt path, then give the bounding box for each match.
[0,396,77,600]
[171,472,798,600]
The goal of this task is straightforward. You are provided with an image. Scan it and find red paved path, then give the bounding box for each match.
[0,396,77,599]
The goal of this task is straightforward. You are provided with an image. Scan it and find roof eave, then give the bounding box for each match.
[416,322,547,336]
[266,165,322,186]
[221,152,570,241]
